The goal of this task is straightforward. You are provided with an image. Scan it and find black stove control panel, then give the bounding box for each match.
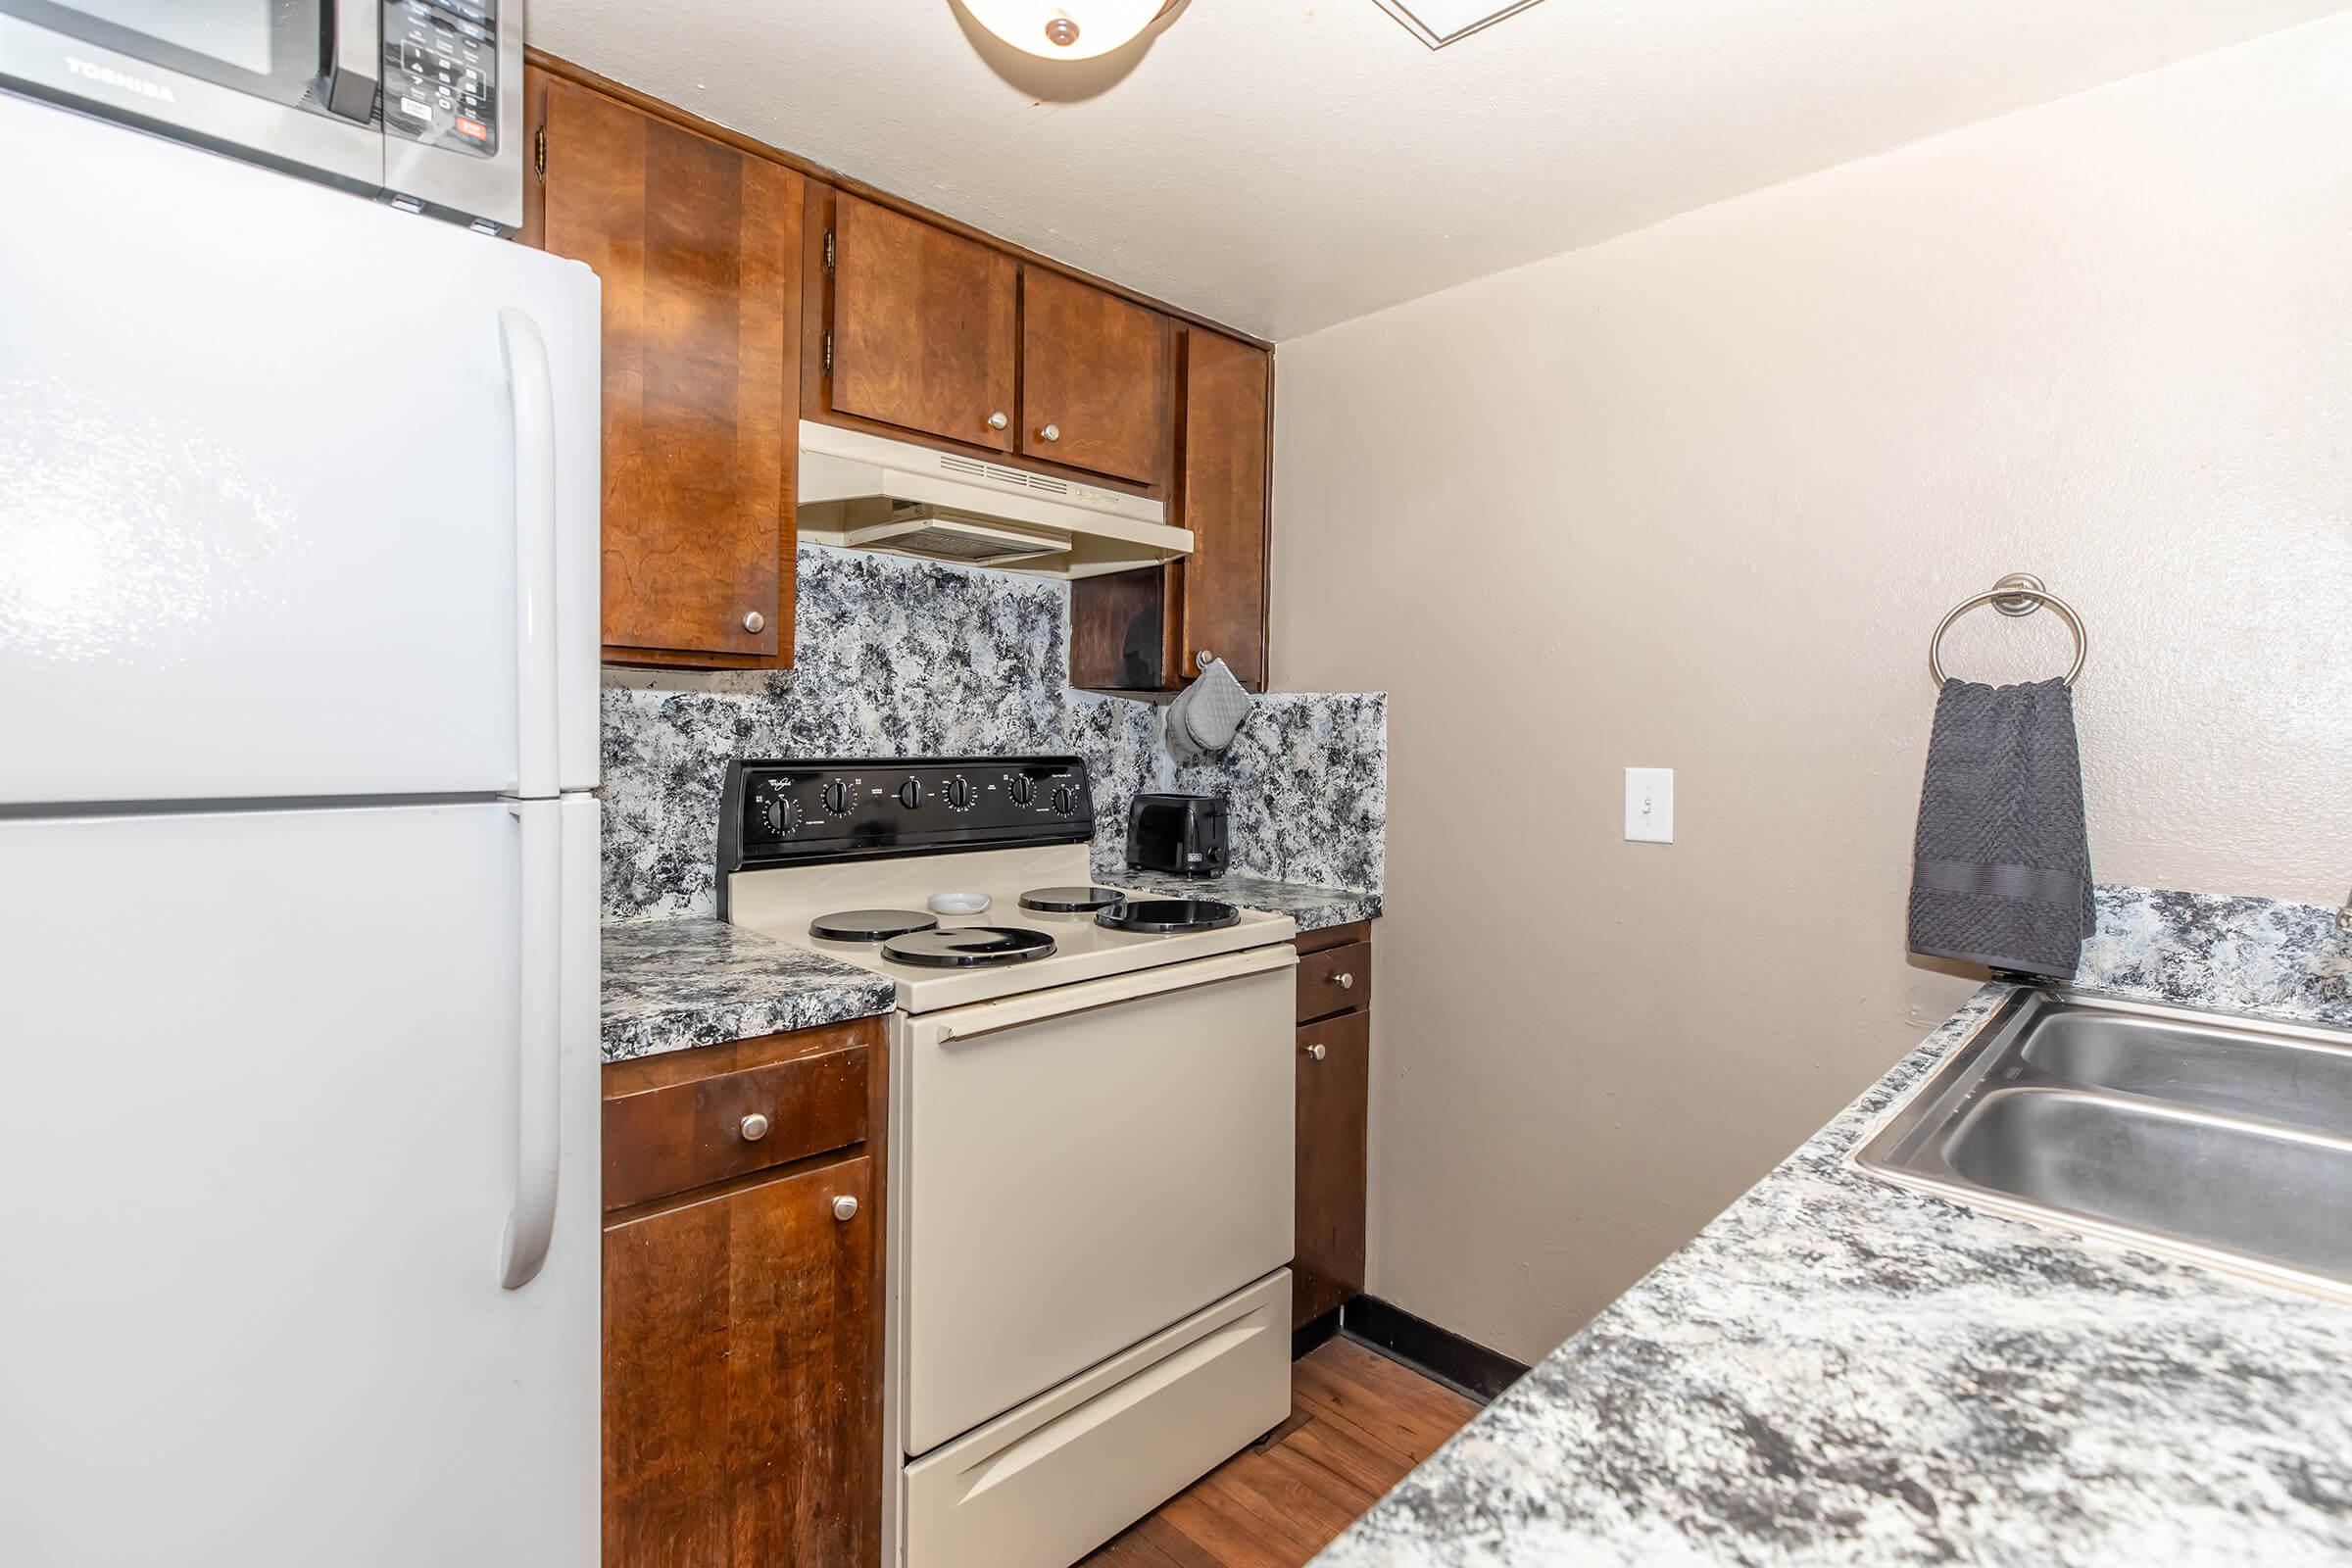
[718,757,1095,882]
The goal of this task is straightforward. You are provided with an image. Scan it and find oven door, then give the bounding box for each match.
[895,943,1298,1458]
[0,0,382,190]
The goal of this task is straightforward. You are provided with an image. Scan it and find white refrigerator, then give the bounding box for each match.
[0,92,603,1564]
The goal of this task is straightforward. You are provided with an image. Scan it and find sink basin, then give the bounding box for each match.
[1855,990,2352,1298]
[2018,1007,2352,1137]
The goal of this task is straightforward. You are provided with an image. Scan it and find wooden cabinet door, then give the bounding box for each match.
[1294,1009,1369,1328]
[1018,268,1171,484]
[531,69,801,666]
[1173,331,1270,689]
[829,193,1017,452]
[604,1153,879,1567]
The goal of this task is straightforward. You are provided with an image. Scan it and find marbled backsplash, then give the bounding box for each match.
[2078,883,2352,1026]
[601,545,1386,920]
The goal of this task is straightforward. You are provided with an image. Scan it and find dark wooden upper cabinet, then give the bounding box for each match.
[828,192,1018,453]
[529,68,802,667]
[1019,268,1172,485]
[1173,330,1271,689]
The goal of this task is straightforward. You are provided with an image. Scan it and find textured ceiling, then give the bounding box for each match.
[528,1,2348,340]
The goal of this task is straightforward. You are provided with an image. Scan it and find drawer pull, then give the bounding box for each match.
[742,611,765,634]
[739,1112,771,1143]
[1304,1042,1327,1061]
[1336,972,1355,990]
[833,1195,859,1222]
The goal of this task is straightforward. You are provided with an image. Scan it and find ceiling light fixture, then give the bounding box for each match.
[1371,0,1549,49]
[961,1,1180,62]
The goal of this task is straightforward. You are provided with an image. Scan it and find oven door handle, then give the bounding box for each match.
[319,0,381,122]
[923,943,1298,1047]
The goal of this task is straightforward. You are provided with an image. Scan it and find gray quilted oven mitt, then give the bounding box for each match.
[1164,656,1252,763]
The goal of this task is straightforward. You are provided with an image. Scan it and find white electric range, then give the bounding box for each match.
[719,757,1298,1568]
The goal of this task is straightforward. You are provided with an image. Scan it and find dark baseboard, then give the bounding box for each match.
[1292,1305,1343,1360]
[1341,1295,1530,1403]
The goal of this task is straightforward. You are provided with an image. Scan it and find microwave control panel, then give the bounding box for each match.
[382,0,499,159]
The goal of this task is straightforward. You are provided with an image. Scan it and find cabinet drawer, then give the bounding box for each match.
[1297,940,1371,1022]
[604,1028,871,1211]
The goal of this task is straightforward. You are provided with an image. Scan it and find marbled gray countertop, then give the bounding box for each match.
[1110,870,1381,933]
[601,917,895,1063]
[601,872,1376,1062]
[1316,888,2352,1567]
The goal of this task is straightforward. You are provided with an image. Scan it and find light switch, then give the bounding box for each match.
[1625,767,1674,844]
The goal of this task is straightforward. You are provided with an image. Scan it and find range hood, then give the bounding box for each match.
[796,421,1191,578]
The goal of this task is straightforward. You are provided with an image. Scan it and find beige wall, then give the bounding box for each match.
[1268,16,2352,1363]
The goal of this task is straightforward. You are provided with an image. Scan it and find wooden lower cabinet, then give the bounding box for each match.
[1293,922,1373,1328]
[602,1019,886,1567]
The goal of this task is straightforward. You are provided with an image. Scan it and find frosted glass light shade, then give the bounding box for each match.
[961,1,1172,61]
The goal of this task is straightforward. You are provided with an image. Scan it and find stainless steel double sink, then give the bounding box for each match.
[1854,989,2352,1298]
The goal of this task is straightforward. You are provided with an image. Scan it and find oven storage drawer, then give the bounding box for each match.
[901,946,1296,1456]
[903,1269,1291,1568]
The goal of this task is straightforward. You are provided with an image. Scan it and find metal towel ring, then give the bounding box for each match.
[1929,572,2087,688]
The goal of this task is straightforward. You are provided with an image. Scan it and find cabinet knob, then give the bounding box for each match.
[1197,649,1214,670]
[743,611,766,634]
[1304,1042,1327,1061]
[1039,422,1061,443]
[739,1112,771,1142]
[832,1195,859,1222]
[1337,972,1355,990]
[986,411,1008,430]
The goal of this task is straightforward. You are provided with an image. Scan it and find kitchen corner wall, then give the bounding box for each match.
[601,544,1385,920]
[1269,14,2352,1363]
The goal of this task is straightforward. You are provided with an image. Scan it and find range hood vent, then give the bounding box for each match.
[797,421,1191,580]
[842,508,1071,567]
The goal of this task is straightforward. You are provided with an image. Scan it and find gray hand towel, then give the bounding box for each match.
[1907,676,2094,979]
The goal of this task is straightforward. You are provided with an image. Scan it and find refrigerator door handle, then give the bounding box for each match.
[500,798,563,1289]
[500,308,561,801]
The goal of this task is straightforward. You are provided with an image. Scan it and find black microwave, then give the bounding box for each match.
[0,0,522,233]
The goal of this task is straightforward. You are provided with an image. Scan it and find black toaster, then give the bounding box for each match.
[1125,793,1229,877]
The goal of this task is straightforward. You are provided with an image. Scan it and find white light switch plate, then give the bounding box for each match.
[1625,767,1674,844]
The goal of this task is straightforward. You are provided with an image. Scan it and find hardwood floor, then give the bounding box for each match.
[1078,1338,1483,1568]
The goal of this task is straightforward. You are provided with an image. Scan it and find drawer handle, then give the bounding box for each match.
[832,1195,859,1222]
[739,1112,771,1143]
[1336,972,1355,990]
[1304,1042,1327,1061]
[743,611,765,635]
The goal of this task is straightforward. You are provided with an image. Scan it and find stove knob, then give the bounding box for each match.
[822,779,850,814]
[1051,785,1075,816]
[1007,775,1036,807]
[946,776,973,810]
[761,794,802,835]
[898,779,924,809]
